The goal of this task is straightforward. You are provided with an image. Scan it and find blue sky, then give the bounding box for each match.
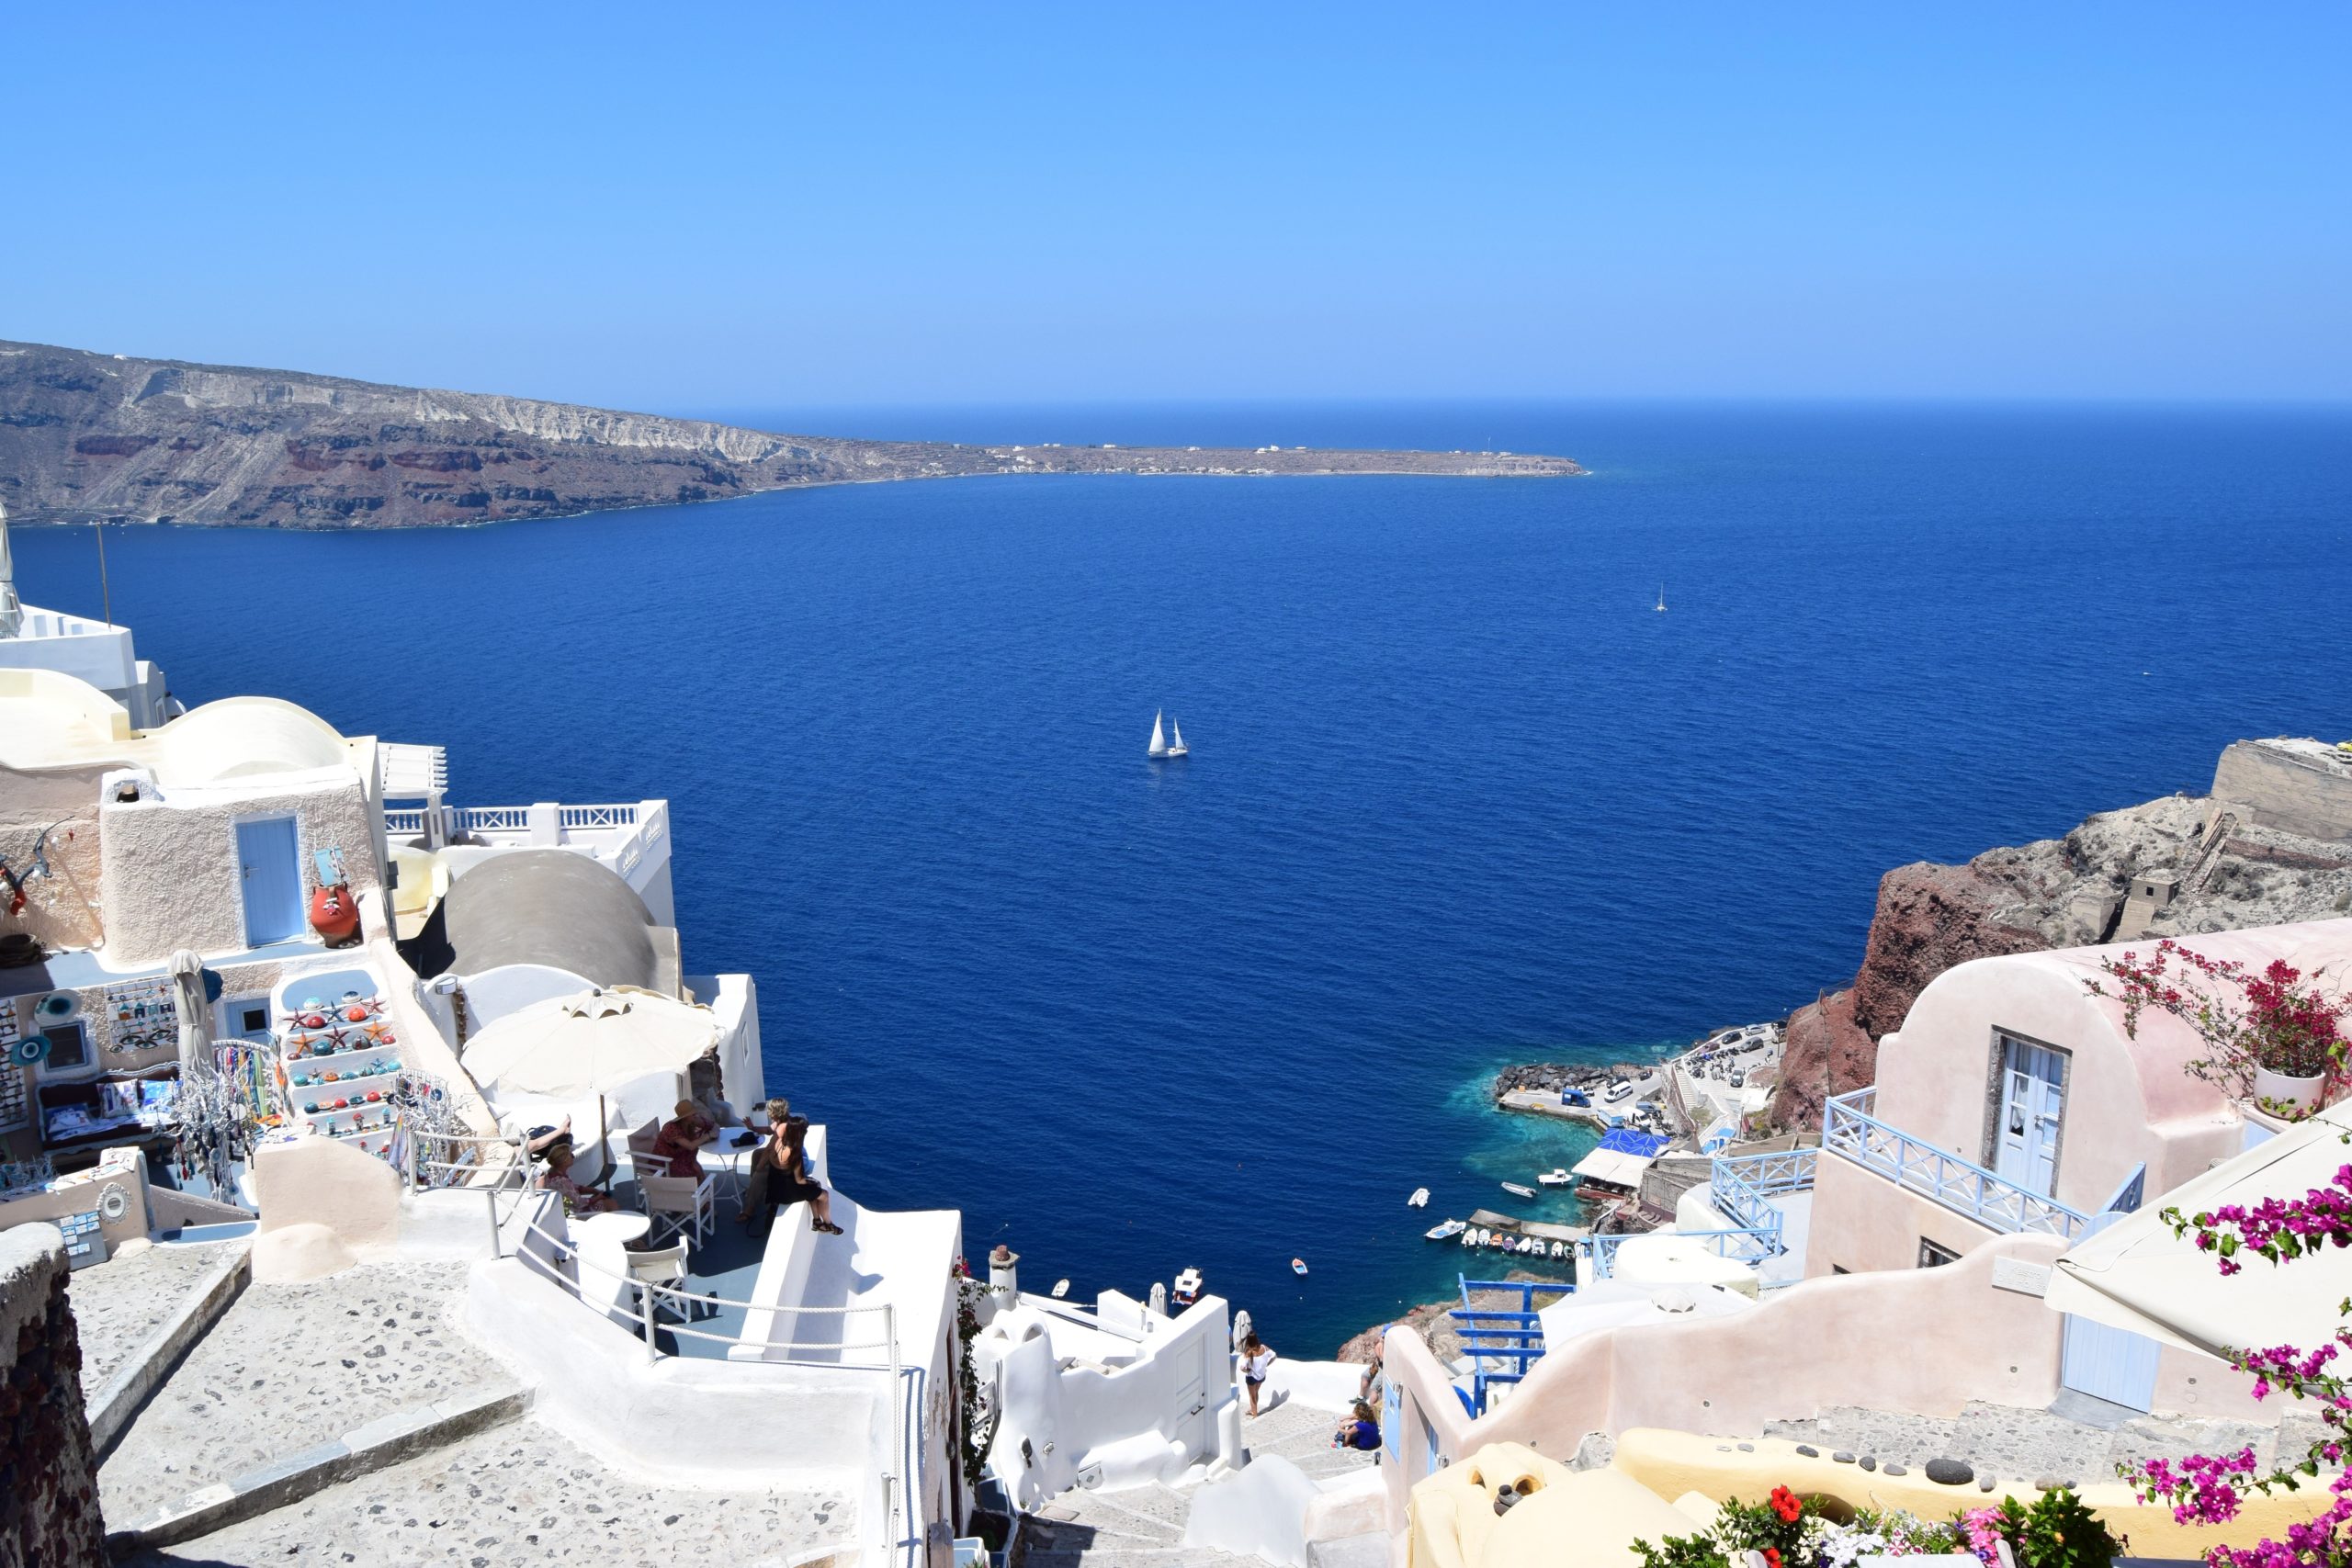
[5,4,2346,409]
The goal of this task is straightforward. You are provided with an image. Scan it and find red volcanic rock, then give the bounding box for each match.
[1771,859,2051,1130]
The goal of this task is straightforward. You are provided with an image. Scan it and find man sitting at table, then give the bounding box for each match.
[650,1098,718,1179]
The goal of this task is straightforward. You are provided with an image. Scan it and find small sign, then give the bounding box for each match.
[1991,1257,2053,1296]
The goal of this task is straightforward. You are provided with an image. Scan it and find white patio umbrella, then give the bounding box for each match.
[460,987,718,1160]
[2045,1100,2352,1359]
[168,948,213,1083]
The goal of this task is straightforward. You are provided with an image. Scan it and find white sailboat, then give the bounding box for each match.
[1655,584,1668,614]
[1166,718,1188,758]
[1148,711,1189,759]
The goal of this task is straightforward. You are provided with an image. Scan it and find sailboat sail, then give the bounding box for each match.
[1148,712,1167,756]
[1169,719,1185,753]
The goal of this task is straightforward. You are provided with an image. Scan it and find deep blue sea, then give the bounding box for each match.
[17,402,2350,1351]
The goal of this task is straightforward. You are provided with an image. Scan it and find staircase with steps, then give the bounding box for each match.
[1017,1395,1379,1568]
[85,1249,864,1565]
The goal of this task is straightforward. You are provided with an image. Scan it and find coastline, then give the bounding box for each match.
[2,461,1590,535]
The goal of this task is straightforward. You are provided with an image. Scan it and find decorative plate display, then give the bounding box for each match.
[98,1184,130,1222]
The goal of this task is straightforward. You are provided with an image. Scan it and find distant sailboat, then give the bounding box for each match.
[1148,710,1189,759]
[1166,718,1188,758]
[1655,584,1668,613]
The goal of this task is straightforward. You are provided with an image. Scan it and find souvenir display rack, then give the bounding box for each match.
[277,987,406,1159]
[101,976,178,1058]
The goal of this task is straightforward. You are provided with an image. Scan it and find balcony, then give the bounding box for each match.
[383,800,673,916]
[1822,1087,2093,1240]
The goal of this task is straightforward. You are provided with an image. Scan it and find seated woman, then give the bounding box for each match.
[650,1098,718,1178]
[746,1111,842,1237]
[539,1144,617,1215]
[1333,1401,1382,1451]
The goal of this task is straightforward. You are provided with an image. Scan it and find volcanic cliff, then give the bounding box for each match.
[1770,739,2352,1129]
[0,340,1581,530]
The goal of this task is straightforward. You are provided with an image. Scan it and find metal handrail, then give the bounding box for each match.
[1714,1145,1817,1194]
[2098,1161,2147,1216]
[1823,1088,2093,1239]
[1585,1224,1781,1277]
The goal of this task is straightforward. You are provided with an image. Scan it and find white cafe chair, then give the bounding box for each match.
[641,1170,716,1247]
[625,1238,690,1337]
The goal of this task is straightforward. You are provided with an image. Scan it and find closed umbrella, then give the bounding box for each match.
[2044,1100,2352,1359]
[168,948,213,1083]
[461,987,718,1159]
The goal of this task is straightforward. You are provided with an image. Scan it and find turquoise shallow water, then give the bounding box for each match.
[17,400,2349,1350]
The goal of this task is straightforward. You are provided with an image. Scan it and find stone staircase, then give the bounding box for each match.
[79,1249,858,1566]
[1017,1396,1378,1568]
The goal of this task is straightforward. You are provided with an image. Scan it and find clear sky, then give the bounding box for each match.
[6,4,2346,410]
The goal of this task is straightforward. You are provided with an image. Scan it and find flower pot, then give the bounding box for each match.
[2254,1065,2326,1115]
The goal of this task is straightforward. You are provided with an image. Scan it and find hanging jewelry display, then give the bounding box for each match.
[0,1006,26,1133]
[103,976,179,1056]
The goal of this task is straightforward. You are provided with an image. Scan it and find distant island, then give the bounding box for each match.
[0,340,1584,530]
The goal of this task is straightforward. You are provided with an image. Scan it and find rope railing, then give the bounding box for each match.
[512,1212,899,1361]
[506,1205,911,1553]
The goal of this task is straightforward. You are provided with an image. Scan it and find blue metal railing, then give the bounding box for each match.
[1822,1088,2094,1239]
[2098,1161,2147,1216]
[1586,1225,1783,1279]
[1715,1146,1817,1195]
[1447,1276,1552,1415]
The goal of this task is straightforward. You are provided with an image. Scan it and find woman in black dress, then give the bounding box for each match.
[757,1113,842,1236]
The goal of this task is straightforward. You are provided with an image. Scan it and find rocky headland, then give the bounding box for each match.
[0,340,1583,530]
[1770,739,2352,1128]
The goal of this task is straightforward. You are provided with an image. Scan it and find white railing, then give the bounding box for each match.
[557,804,641,830]
[1823,1088,2093,1239]
[384,807,426,835]
[457,805,532,833]
[508,1207,910,1553]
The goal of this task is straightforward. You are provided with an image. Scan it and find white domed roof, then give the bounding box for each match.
[151,696,351,785]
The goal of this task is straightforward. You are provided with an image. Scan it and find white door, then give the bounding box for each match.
[1993,1035,2065,1197]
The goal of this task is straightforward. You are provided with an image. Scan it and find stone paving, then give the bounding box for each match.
[1017,1394,1379,1568]
[116,1417,857,1567]
[1763,1400,2337,1493]
[100,1258,516,1523]
[64,1239,238,1399]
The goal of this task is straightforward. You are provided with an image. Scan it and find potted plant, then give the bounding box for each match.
[2087,942,2349,1117]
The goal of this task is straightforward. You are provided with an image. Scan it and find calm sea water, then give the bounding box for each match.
[17,402,2349,1351]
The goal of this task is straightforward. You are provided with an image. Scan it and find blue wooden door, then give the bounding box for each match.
[1994,1036,2065,1197]
[235,817,305,947]
[2060,1209,2161,1411]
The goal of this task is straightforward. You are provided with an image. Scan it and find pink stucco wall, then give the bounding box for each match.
[1862,920,2352,1222]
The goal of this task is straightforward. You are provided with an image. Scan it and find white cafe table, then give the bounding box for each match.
[696,1127,765,1201]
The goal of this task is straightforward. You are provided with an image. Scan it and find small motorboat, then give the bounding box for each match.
[1500,1181,1538,1199]
[1291,1258,1309,1276]
[1550,1241,1566,1259]
[1408,1187,1430,1208]
[1171,1267,1203,1308]
[1425,1218,1466,1241]
[1459,1226,1477,1247]
[1051,1279,1070,1299]
[1536,1168,1574,1187]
